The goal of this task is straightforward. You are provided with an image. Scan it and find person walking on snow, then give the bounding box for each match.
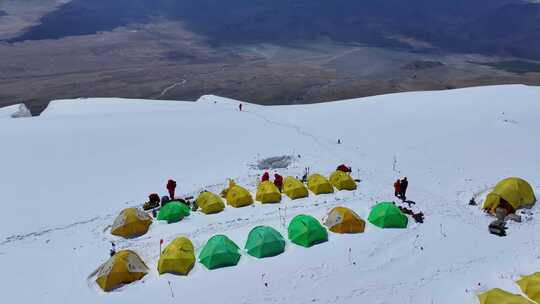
[261,171,270,182]
[109,242,116,257]
[166,179,177,200]
[400,177,408,200]
[274,173,284,192]
[394,179,401,199]
[301,166,310,183]
[161,195,170,207]
[239,103,243,111]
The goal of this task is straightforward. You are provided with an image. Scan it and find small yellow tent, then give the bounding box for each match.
[221,179,253,208]
[483,177,536,214]
[157,237,195,275]
[196,191,225,214]
[111,208,152,238]
[307,174,334,195]
[329,170,357,191]
[517,272,540,303]
[256,181,281,203]
[95,250,149,291]
[323,206,365,233]
[478,288,534,304]
[283,176,308,200]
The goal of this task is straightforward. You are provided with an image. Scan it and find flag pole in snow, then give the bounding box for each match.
[440,224,447,238]
[168,280,175,298]
[348,248,356,265]
[261,273,268,288]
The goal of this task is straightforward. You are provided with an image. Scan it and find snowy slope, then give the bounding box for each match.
[0,85,539,304]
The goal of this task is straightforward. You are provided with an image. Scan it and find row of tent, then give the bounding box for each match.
[110,176,537,240]
[111,171,358,239]
[110,197,409,240]
[165,175,535,216]
[97,204,409,291]
[149,176,536,223]
[479,273,540,303]
[224,171,357,207]
[112,176,535,238]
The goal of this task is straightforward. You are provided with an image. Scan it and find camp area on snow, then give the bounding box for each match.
[0,84,539,304]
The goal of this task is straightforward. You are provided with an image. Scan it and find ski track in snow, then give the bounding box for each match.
[1,215,105,245]
[245,106,366,170]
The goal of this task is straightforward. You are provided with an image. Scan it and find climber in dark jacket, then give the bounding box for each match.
[143,193,160,210]
[400,177,408,200]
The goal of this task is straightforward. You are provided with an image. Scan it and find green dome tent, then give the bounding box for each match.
[199,235,241,270]
[157,202,190,224]
[245,226,286,258]
[288,214,328,247]
[368,202,408,228]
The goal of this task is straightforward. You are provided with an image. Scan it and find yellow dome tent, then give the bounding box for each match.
[196,191,225,214]
[517,272,540,303]
[221,179,253,208]
[157,237,195,275]
[283,176,308,200]
[483,177,536,214]
[477,288,534,304]
[329,170,357,191]
[95,250,149,291]
[111,208,152,238]
[323,206,365,233]
[256,181,282,203]
[307,174,334,195]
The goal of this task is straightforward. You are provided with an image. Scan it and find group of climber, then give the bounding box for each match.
[393,177,409,201]
[389,176,423,223]
[143,179,177,210]
[261,171,284,191]
[143,179,197,213]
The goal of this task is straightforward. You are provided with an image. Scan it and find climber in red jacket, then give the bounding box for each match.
[336,164,352,173]
[394,179,401,199]
[261,171,270,182]
[166,179,177,200]
[274,173,283,191]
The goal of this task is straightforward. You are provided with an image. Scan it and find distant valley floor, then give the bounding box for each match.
[1,21,540,114]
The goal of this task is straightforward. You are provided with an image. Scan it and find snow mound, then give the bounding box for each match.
[0,103,31,118]
[40,98,195,117]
